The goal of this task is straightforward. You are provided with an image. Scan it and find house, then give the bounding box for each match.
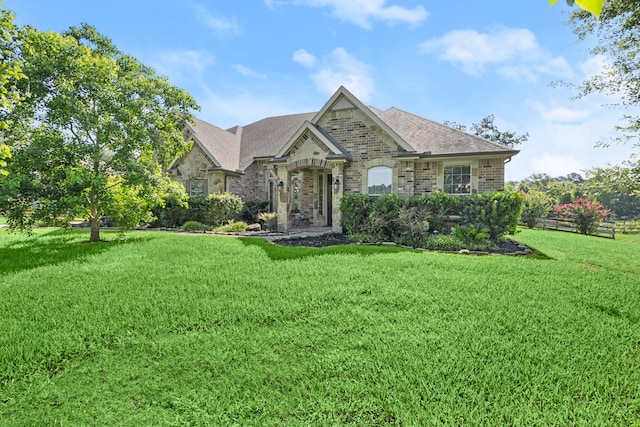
[168,86,518,232]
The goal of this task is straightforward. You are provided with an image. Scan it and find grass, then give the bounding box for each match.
[0,228,639,425]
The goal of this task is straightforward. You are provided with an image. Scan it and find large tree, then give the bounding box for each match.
[0,23,198,242]
[0,6,25,175]
[567,0,640,147]
[584,160,640,218]
[444,115,529,148]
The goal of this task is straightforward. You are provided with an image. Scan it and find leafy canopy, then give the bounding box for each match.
[565,0,640,147]
[550,0,605,19]
[444,115,529,148]
[0,5,25,175]
[0,23,198,241]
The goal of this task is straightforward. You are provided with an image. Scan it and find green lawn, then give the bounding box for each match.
[0,228,638,425]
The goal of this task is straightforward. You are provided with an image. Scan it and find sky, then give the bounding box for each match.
[5,0,638,181]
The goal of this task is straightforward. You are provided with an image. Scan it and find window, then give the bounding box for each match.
[189,178,207,196]
[444,165,471,194]
[368,166,392,196]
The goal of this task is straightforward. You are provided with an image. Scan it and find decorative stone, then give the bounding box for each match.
[246,223,262,232]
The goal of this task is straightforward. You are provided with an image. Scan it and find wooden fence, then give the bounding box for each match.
[534,214,616,239]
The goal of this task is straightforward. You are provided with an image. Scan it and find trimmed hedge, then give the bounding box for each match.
[151,193,243,228]
[340,191,523,246]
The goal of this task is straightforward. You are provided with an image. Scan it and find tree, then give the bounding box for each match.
[551,0,605,19]
[567,0,640,147]
[519,189,553,228]
[0,6,25,175]
[584,160,640,218]
[444,115,529,148]
[0,24,198,242]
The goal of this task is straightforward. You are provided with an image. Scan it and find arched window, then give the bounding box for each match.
[368,166,392,196]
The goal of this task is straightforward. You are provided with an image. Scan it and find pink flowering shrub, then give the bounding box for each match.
[554,197,610,235]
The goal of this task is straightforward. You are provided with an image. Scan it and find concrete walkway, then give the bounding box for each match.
[258,226,335,242]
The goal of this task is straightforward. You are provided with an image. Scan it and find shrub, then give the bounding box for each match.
[204,193,244,227]
[369,194,404,241]
[460,191,523,240]
[340,191,522,248]
[395,206,430,248]
[258,211,277,231]
[422,235,466,251]
[452,223,490,244]
[554,197,610,235]
[520,189,551,228]
[214,220,249,233]
[241,199,269,223]
[181,221,210,232]
[184,195,209,224]
[340,193,372,235]
[150,183,189,228]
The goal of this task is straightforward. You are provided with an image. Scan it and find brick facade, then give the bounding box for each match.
[170,88,516,231]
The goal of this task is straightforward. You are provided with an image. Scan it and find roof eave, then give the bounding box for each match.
[419,150,519,160]
[207,166,245,176]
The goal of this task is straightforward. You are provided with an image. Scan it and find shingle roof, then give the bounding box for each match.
[374,107,518,157]
[188,101,517,172]
[238,112,315,169]
[189,118,242,171]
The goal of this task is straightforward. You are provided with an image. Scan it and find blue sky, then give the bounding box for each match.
[6,0,638,181]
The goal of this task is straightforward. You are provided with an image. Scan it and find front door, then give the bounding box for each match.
[327,173,332,227]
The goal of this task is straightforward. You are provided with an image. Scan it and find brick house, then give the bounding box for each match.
[168,86,518,232]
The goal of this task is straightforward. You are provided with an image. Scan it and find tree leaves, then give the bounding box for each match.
[550,0,605,19]
[1,23,199,241]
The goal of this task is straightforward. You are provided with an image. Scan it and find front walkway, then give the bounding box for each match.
[261,226,335,242]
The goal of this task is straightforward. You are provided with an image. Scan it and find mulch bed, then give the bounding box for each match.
[272,233,534,255]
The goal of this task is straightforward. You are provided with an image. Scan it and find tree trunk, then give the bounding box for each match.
[89,201,101,242]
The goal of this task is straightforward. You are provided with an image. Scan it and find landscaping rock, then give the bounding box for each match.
[246,223,262,232]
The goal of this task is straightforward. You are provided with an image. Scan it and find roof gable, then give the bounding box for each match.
[238,112,315,169]
[275,121,351,160]
[311,86,415,152]
[180,118,242,171]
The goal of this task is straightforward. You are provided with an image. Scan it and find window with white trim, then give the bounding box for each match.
[368,166,392,196]
[443,164,471,194]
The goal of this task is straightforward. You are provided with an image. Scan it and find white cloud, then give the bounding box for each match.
[194,4,240,37]
[580,55,611,79]
[420,28,574,81]
[292,49,317,68]
[197,89,313,129]
[233,64,267,79]
[528,101,591,123]
[151,50,215,84]
[273,0,428,29]
[309,47,375,102]
[529,153,587,177]
[505,99,637,181]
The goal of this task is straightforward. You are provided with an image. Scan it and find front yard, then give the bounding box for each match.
[0,228,638,425]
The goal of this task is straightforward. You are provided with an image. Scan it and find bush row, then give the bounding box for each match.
[340,191,523,248]
[151,193,244,228]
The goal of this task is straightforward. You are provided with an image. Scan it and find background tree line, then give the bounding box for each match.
[508,159,640,220]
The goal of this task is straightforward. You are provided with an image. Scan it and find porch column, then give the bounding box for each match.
[276,167,289,232]
[331,163,344,233]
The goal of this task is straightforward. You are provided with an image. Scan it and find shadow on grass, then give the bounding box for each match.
[0,228,150,276]
[239,237,415,261]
